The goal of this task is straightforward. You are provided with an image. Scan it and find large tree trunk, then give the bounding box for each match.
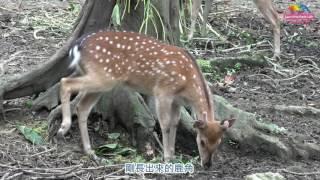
[0,0,116,110]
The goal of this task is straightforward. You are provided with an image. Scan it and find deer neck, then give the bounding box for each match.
[186,81,215,122]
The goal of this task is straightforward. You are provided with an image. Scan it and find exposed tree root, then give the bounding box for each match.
[281,169,320,176]
[213,95,320,160]
[33,83,60,111]
[209,54,267,69]
[274,105,320,116]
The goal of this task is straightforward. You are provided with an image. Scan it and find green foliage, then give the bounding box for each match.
[197,59,211,73]
[112,0,165,39]
[17,125,45,145]
[239,30,255,44]
[138,0,165,39]
[197,59,243,82]
[306,41,319,48]
[133,154,147,163]
[24,100,33,108]
[234,62,242,71]
[197,59,221,81]
[108,132,121,140]
[225,62,242,76]
[112,3,121,26]
[95,132,138,164]
[32,121,48,137]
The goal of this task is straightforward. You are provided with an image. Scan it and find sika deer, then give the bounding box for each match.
[189,0,281,57]
[58,31,236,168]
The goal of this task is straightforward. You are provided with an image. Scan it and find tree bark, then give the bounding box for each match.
[0,0,115,113]
[121,0,180,44]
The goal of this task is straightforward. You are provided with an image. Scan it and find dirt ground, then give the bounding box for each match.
[0,0,320,179]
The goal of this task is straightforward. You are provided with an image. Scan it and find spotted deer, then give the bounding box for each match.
[58,31,236,168]
[189,0,281,57]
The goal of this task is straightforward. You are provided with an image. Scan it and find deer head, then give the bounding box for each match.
[194,117,236,168]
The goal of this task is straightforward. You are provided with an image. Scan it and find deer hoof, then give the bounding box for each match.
[88,152,104,165]
[55,130,66,143]
[273,53,281,61]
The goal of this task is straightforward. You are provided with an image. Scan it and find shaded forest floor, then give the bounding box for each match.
[0,0,319,179]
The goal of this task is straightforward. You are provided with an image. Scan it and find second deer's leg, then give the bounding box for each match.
[155,95,174,162]
[188,0,201,40]
[254,0,281,56]
[76,92,102,155]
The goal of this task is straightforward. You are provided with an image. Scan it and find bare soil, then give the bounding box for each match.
[0,0,320,179]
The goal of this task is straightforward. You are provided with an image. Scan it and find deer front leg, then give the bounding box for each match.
[155,95,174,162]
[76,92,102,156]
[168,102,181,158]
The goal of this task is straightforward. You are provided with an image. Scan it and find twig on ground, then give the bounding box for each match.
[81,164,124,170]
[281,169,320,176]
[96,168,125,180]
[30,170,85,180]
[23,147,57,157]
[274,105,320,116]
[247,74,278,85]
[6,172,24,180]
[1,172,11,180]
[153,131,163,151]
[275,70,309,82]
[241,87,270,95]
[220,40,267,53]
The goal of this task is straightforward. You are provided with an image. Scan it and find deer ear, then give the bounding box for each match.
[220,118,236,130]
[193,120,207,129]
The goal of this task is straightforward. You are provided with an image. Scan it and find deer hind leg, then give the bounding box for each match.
[168,102,181,158]
[155,95,174,162]
[58,75,114,137]
[255,0,281,56]
[76,92,102,155]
